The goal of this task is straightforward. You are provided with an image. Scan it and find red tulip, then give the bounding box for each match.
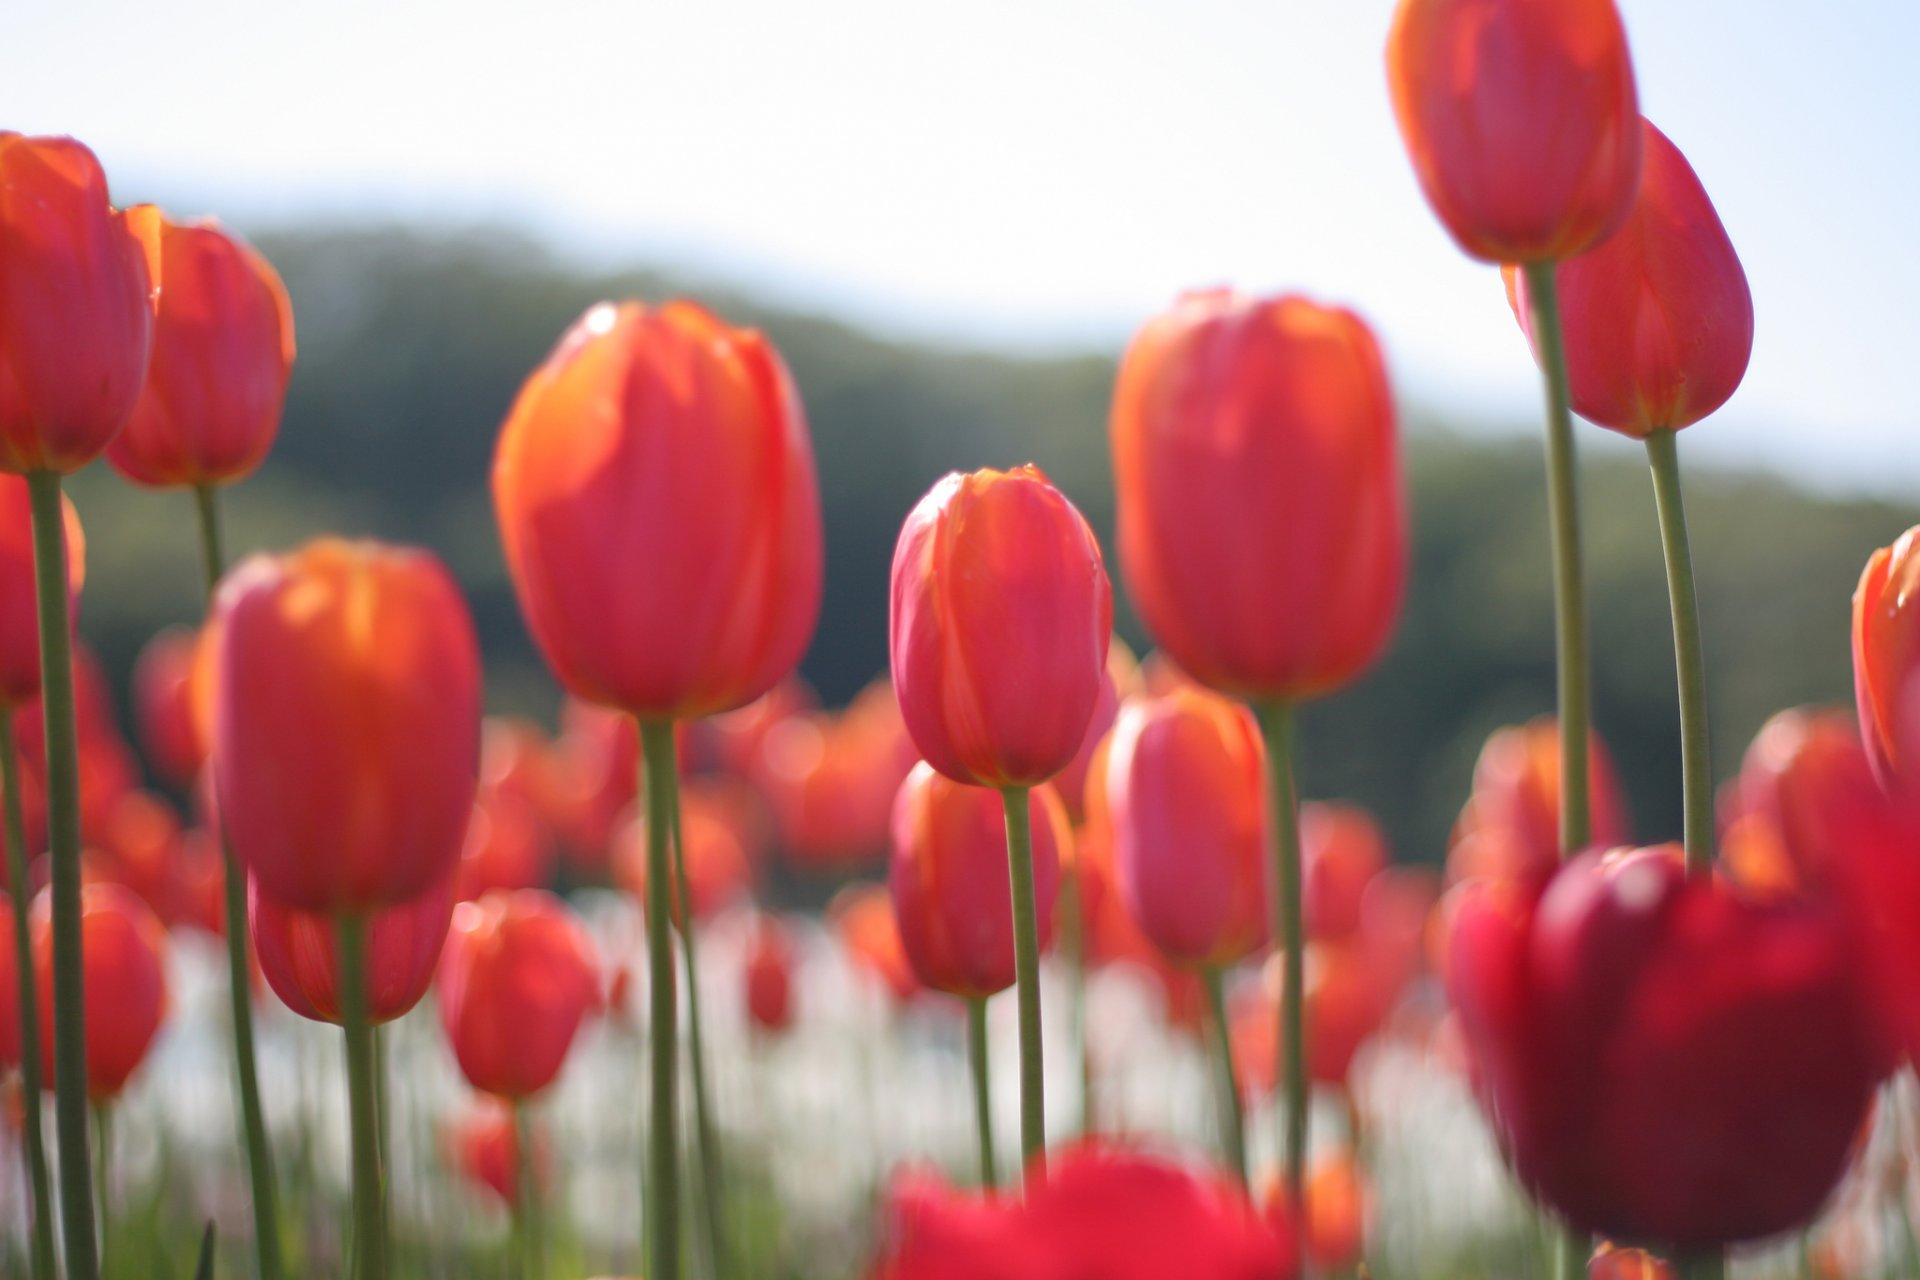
[1102,688,1269,968]
[1447,846,1886,1249]
[744,914,798,1034]
[251,870,455,1025]
[1386,0,1642,264]
[890,465,1112,788]
[1853,527,1920,788]
[1446,718,1630,889]
[1718,708,1867,901]
[31,882,168,1099]
[889,763,1067,998]
[437,889,600,1098]
[448,1098,548,1208]
[1504,119,1753,437]
[109,215,295,487]
[0,133,162,474]
[209,538,481,913]
[829,882,919,1003]
[455,784,555,903]
[1301,803,1389,943]
[131,625,205,787]
[493,300,823,720]
[1111,291,1403,701]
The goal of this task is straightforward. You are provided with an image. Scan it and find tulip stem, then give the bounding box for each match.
[664,744,728,1280]
[1645,431,1713,878]
[638,720,681,1280]
[91,1101,110,1262]
[1254,698,1308,1227]
[191,483,288,1280]
[0,714,56,1280]
[25,468,99,1280]
[965,996,998,1188]
[1000,786,1048,1171]
[513,1100,544,1280]
[1520,262,1593,857]
[337,912,387,1280]
[1202,967,1249,1188]
[1682,1256,1727,1280]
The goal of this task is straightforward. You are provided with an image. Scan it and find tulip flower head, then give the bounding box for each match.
[32,882,168,1099]
[1853,527,1920,789]
[251,870,456,1025]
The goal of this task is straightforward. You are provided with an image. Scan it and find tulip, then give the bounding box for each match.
[448,1099,548,1208]
[455,784,556,903]
[1446,718,1631,889]
[1590,1243,1677,1280]
[1854,527,1920,788]
[1300,803,1388,943]
[695,675,817,777]
[754,682,914,874]
[1718,708,1867,901]
[611,783,753,925]
[743,914,798,1035]
[1385,0,1642,265]
[0,477,83,709]
[108,216,295,488]
[1447,846,1886,1249]
[493,299,822,721]
[130,626,204,788]
[546,698,638,872]
[828,882,919,1003]
[29,883,166,1100]
[209,537,481,913]
[437,889,600,1099]
[90,789,184,920]
[251,871,455,1025]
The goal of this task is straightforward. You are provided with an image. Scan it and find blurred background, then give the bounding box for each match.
[4,0,1915,863]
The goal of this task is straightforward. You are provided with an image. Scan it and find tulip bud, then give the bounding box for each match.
[31,882,167,1099]
[1853,527,1920,788]
[250,871,456,1025]
[1111,291,1404,701]
[890,466,1112,788]
[1386,0,1642,264]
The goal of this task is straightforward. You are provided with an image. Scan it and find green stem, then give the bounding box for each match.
[1645,431,1713,878]
[1201,967,1248,1189]
[338,912,387,1280]
[666,754,727,1280]
[638,720,681,1280]
[1521,262,1593,856]
[91,1101,109,1267]
[192,483,289,1280]
[965,996,997,1188]
[1254,699,1307,1225]
[999,786,1046,1171]
[1681,1256,1727,1280]
[1,715,55,1280]
[25,468,98,1280]
[513,1100,544,1280]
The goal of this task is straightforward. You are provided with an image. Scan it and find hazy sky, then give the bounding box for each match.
[6,2,1916,492]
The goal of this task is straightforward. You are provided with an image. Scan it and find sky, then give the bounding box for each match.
[6,1,1917,493]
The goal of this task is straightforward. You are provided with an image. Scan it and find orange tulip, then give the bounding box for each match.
[109,216,295,487]
[437,889,601,1098]
[1386,0,1642,264]
[209,538,481,913]
[1103,688,1269,968]
[1719,708,1867,900]
[890,465,1112,788]
[493,300,823,720]
[31,882,167,1099]
[1589,1242,1676,1280]
[1446,718,1631,889]
[251,870,456,1024]
[1303,1151,1371,1272]
[0,475,83,707]
[828,881,919,1003]
[1111,291,1403,701]
[888,762,1068,998]
[754,681,915,874]
[0,133,161,474]
[1853,527,1920,787]
[130,625,204,787]
[1504,119,1752,437]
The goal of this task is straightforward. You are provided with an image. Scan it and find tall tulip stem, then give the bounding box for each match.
[1254,699,1307,1222]
[338,912,387,1280]
[965,996,998,1188]
[1645,431,1713,879]
[513,1100,545,1280]
[191,483,287,1280]
[0,714,55,1280]
[1202,966,1249,1189]
[25,468,98,1280]
[638,720,681,1280]
[1000,785,1047,1169]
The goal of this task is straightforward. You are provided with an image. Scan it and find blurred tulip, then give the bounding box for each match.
[1854,527,1920,787]
[547,698,639,871]
[1301,803,1389,942]
[108,215,294,487]
[90,789,183,921]
[890,465,1112,788]
[612,783,753,926]
[744,914,798,1034]
[1718,708,1867,900]
[455,784,555,902]
[889,764,1067,998]
[131,625,204,787]
[31,882,167,1099]
[693,675,817,777]
[1446,718,1631,889]
[1447,846,1886,1248]
[1504,119,1752,438]
[0,476,83,707]
[494,300,822,719]
[437,889,600,1098]
[251,871,455,1025]
[1051,641,1138,825]
[210,538,481,913]
[448,1098,547,1208]
[1111,291,1403,701]
[1589,1242,1676,1280]
[1303,1151,1370,1272]
[1386,0,1642,264]
[1103,688,1268,968]
[756,681,915,874]
[829,882,919,1003]
[0,132,161,474]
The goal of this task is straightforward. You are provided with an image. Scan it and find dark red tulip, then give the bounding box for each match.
[1447,846,1886,1249]
[1386,0,1642,264]
[1505,119,1753,437]
[437,889,601,1099]
[494,300,823,720]
[31,882,168,1099]
[744,914,798,1034]
[1111,291,1403,701]
[210,538,481,913]
[890,465,1112,788]
[251,870,456,1025]
[109,215,295,487]
[0,132,161,474]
